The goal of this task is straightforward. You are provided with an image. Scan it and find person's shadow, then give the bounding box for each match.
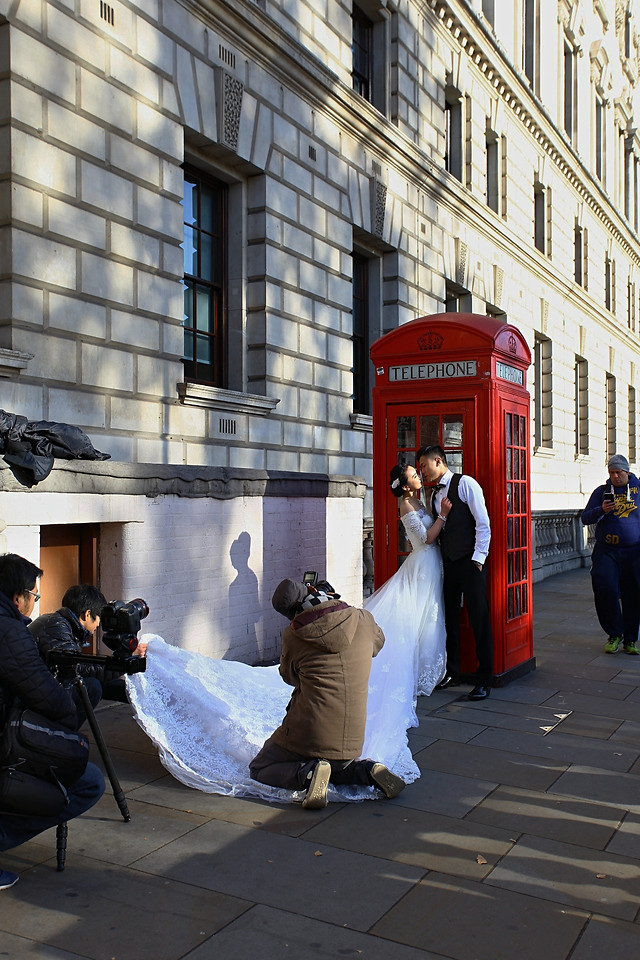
[226,532,261,663]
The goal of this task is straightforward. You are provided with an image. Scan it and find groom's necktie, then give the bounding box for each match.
[430,482,445,518]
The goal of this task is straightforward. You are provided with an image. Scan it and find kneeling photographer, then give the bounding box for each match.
[0,554,105,891]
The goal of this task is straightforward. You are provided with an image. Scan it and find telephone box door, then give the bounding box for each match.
[498,398,532,672]
[385,401,475,584]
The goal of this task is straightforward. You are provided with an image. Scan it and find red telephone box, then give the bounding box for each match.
[370,313,534,685]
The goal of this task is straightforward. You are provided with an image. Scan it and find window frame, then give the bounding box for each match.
[352,4,374,103]
[182,166,228,387]
[575,356,589,457]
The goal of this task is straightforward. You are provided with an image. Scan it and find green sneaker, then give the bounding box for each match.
[623,641,639,655]
[604,636,622,654]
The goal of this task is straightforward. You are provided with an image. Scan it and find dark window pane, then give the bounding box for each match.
[397,417,416,449]
[200,187,217,234]
[419,416,440,448]
[397,519,409,553]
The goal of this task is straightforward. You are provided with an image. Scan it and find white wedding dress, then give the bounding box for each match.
[126,507,445,804]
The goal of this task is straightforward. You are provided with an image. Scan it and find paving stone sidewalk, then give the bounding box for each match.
[1,567,639,959]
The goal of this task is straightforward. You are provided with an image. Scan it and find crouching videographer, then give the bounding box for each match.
[0,554,105,891]
[28,584,147,724]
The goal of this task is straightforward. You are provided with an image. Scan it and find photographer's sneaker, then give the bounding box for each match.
[301,760,331,809]
[369,763,406,799]
[623,640,639,655]
[0,870,18,891]
[604,636,622,654]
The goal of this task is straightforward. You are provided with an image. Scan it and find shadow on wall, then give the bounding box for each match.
[224,531,260,663]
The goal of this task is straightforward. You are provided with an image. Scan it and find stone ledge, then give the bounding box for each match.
[0,347,33,378]
[177,382,280,415]
[0,462,366,500]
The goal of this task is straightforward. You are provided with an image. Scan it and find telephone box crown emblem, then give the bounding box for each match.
[417,330,444,350]
[508,334,517,354]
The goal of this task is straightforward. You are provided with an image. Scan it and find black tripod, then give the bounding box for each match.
[55,674,131,872]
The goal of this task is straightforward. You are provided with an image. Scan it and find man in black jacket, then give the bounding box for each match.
[0,555,105,891]
[29,584,130,714]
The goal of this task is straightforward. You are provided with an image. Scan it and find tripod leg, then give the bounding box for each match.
[74,678,131,822]
[56,822,67,872]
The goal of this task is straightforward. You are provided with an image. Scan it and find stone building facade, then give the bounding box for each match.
[1,0,639,657]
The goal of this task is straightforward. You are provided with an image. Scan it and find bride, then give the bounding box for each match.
[127,462,449,804]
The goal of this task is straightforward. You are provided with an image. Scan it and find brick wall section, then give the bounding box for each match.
[96,492,361,662]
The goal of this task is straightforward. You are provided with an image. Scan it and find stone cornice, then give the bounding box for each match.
[181,0,640,266]
[0,462,366,499]
[424,0,640,264]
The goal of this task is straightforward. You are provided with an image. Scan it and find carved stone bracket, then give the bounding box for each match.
[370,178,387,237]
[215,68,244,152]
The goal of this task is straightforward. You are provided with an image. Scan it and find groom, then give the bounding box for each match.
[418,445,494,701]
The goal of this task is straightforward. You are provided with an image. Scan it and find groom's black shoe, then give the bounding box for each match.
[467,685,490,701]
[435,674,459,690]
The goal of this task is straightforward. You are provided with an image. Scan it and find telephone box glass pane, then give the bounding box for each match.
[397,519,409,553]
[397,417,416,449]
[442,418,463,446]
[448,451,463,473]
[419,416,439,447]
[505,410,529,619]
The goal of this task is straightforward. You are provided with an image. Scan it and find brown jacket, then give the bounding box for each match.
[270,600,385,760]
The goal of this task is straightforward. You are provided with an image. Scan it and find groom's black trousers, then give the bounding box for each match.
[442,555,493,684]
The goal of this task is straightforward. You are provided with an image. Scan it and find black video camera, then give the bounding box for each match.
[45,598,149,680]
[101,598,149,659]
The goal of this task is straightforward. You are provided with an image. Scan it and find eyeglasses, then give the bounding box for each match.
[25,589,41,603]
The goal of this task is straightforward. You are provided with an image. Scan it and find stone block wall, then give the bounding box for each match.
[0,0,639,610]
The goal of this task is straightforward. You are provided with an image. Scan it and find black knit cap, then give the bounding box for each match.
[272,579,308,619]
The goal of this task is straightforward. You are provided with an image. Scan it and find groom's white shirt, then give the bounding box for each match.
[433,468,491,565]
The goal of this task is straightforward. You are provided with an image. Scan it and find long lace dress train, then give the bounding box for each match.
[126,507,445,803]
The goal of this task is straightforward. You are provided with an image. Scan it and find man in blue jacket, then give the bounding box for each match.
[581,454,640,655]
[0,554,105,891]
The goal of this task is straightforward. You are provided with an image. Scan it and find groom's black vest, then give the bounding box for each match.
[439,474,476,562]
